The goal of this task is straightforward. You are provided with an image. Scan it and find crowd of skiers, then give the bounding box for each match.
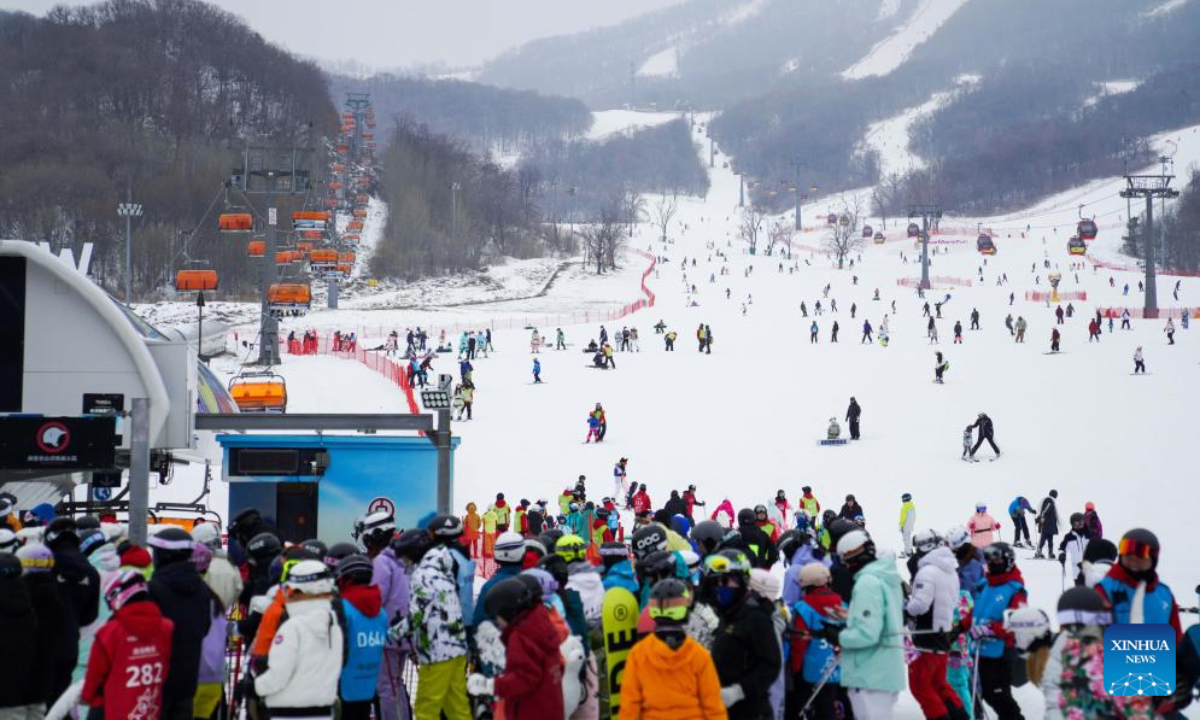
[1,477,1198,720]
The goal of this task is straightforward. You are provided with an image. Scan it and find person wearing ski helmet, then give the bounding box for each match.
[1034,489,1061,560]
[970,542,1027,719]
[356,513,409,720]
[779,528,829,609]
[690,519,727,560]
[0,553,36,715]
[1056,513,1090,587]
[798,486,822,530]
[43,517,101,698]
[81,570,174,720]
[1046,587,1153,720]
[1006,496,1036,548]
[787,562,845,720]
[556,534,604,629]
[898,493,917,557]
[146,527,212,719]
[620,578,726,718]
[703,549,780,718]
[1078,538,1117,589]
[736,508,778,570]
[468,577,565,719]
[254,560,344,717]
[599,541,639,594]
[967,502,1000,548]
[631,523,669,562]
[817,509,839,550]
[190,522,243,611]
[226,508,279,567]
[905,529,968,720]
[475,531,526,625]
[752,504,779,543]
[823,529,906,719]
[837,494,864,524]
[944,525,984,598]
[1096,528,1182,638]
[335,555,388,720]
[1082,501,1103,539]
[824,518,861,603]
[407,516,472,719]
[239,531,283,610]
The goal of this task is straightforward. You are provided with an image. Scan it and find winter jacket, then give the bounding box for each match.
[619,632,727,720]
[905,547,959,651]
[838,502,864,522]
[663,495,688,519]
[956,554,986,599]
[23,571,75,707]
[971,568,1026,658]
[782,545,830,609]
[197,605,227,685]
[1058,530,1089,579]
[1038,496,1061,535]
[710,595,781,719]
[494,604,565,719]
[339,584,387,703]
[408,544,469,663]
[970,414,995,438]
[1096,564,1183,639]
[736,522,778,569]
[81,601,174,720]
[0,573,37,709]
[1054,626,1153,719]
[799,494,821,526]
[49,535,100,677]
[967,512,1000,547]
[490,499,510,527]
[75,542,121,682]
[898,501,916,531]
[204,552,244,611]
[148,559,214,707]
[603,560,640,596]
[632,491,652,514]
[789,587,845,682]
[373,547,410,631]
[846,400,861,422]
[475,563,522,626]
[567,563,605,630]
[1007,497,1034,517]
[1083,509,1103,539]
[255,597,344,710]
[839,554,906,693]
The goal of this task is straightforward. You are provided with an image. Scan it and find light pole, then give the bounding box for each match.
[450,181,461,245]
[117,196,143,303]
[420,375,455,515]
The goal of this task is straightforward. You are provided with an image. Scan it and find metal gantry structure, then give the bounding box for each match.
[1120,162,1180,317]
[908,204,943,290]
[117,192,143,304]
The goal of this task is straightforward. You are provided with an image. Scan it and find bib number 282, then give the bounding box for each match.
[125,662,164,688]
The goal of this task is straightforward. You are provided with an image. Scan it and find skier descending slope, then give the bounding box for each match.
[968,413,1000,460]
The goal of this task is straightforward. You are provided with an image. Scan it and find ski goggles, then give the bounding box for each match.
[648,604,689,621]
[1118,538,1155,559]
[703,552,749,575]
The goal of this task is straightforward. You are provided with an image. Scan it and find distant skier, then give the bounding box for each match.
[861,319,873,344]
[532,358,542,384]
[1008,496,1036,548]
[846,397,861,440]
[664,330,677,351]
[831,320,840,343]
[1133,346,1145,374]
[1015,316,1027,343]
[967,502,1000,547]
[953,320,963,344]
[961,425,973,460]
[968,412,999,459]
[934,352,949,384]
[970,308,980,330]
[810,321,818,344]
[1121,309,1131,330]
[1165,317,1176,344]
[1005,314,1014,336]
[1050,327,1061,353]
[927,316,938,344]
[1034,489,1061,559]
[556,328,566,350]
[898,493,916,556]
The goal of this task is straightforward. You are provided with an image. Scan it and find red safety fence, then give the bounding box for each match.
[1089,254,1200,278]
[1025,291,1088,301]
[1098,307,1199,319]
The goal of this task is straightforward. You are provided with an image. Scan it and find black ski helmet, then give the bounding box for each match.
[325,542,359,568]
[690,520,725,557]
[44,517,78,545]
[300,539,328,559]
[536,553,569,590]
[1118,528,1161,568]
[484,577,537,623]
[391,529,434,564]
[737,508,756,527]
[148,527,194,566]
[1057,586,1112,627]
[631,524,668,560]
[247,532,282,564]
[777,530,805,565]
[537,529,564,553]
[825,518,858,551]
[1083,538,1117,565]
[598,541,628,570]
[428,515,463,541]
[982,542,1016,573]
[636,550,678,586]
[1069,513,1085,527]
[335,554,374,586]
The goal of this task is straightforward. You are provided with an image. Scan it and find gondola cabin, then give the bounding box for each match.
[1068,237,1087,255]
[247,239,266,258]
[338,251,356,265]
[275,250,303,265]
[174,269,218,292]
[838,214,851,227]
[347,221,365,231]
[219,213,253,232]
[827,213,838,225]
[228,371,287,414]
[874,232,886,244]
[977,235,997,255]
[1077,219,1098,241]
[907,222,920,238]
[862,224,874,238]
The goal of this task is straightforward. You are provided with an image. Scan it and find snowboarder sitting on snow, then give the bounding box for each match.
[827,418,841,440]
[584,339,599,354]
[592,351,606,369]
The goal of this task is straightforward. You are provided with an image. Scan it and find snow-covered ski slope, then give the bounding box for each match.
[149,116,1200,719]
[842,0,971,79]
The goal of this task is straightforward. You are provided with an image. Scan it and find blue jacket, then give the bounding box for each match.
[1098,568,1179,629]
[973,578,1024,658]
[956,556,985,599]
[339,597,388,702]
[533,359,541,373]
[474,564,522,626]
[602,560,639,596]
[793,600,843,684]
[1007,497,1033,516]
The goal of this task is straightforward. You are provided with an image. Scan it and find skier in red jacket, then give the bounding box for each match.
[82,570,175,720]
[631,484,652,515]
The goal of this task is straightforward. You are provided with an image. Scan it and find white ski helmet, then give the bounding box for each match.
[798,562,832,588]
[285,559,335,596]
[189,523,221,550]
[0,529,19,554]
[1004,606,1052,652]
[493,532,526,564]
[354,511,396,544]
[836,529,873,562]
[944,525,972,550]
[913,529,942,555]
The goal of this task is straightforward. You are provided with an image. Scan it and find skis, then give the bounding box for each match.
[602,587,639,717]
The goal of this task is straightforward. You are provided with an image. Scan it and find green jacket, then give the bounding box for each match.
[839,556,907,693]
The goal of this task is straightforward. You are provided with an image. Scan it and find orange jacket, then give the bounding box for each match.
[618,633,727,720]
[251,591,288,656]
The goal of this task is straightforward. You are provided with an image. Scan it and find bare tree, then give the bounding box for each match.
[653,195,678,242]
[625,189,647,236]
[766,220,793,258]
[580,199,626,274]
[823,194,866,269]
[739,205,767,254]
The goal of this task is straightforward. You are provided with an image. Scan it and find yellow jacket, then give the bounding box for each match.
[899,501,916,530]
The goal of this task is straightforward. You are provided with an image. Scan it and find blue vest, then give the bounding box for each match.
[339,601,388,702]
[1098,576,1177,626]
[973,580,1023,658]
[793,601,842,684]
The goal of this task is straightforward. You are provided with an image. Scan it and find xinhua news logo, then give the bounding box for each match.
[1103,624,1175,697]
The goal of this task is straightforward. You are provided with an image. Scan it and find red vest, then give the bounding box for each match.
[82,601,175,720]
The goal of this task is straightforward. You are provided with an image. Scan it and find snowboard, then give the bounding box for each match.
[818,438,848,446]
[602,587,640,717]
[1043,351,1066,355]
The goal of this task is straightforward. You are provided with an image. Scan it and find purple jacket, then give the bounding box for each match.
[198,606,228,684]
[373,548,410,632]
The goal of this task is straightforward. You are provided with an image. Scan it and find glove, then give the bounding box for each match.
[1057,552,1066,565]
[467,673,495,696]
[249,654,269,677]
[820,623,842,646]
[720,684,745,708]
[969,624,994,640]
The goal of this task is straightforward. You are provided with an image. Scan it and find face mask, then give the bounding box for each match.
[715,585,741,608]
[655,627,686,650]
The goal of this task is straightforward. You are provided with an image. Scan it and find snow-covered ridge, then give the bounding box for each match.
[637,0,770,79]
[862,75,980,176]
[1144,0,1193,17]
[841,0,971,80]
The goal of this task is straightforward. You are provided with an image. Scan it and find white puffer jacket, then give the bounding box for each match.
[566,564,605,630]
[255,597,344,710]
[906,546,960,632]
[204,552,244,611]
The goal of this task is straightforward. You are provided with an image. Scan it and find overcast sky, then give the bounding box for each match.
[5,0,688,69]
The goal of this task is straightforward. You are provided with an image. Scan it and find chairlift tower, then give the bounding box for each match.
[908,204,942,290]
[1120,161,1178,318]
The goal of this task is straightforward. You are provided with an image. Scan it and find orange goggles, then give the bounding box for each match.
[1118,538,1154,559]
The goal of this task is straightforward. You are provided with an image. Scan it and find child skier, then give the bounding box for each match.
[1057,513,1090,587]
[787,563,845,720]
[586,413,600,443]
[961,426,973,460]
[532,358,542,384]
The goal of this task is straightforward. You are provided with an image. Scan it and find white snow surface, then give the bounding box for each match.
[1084,79,1141,107]
[864,75,980,176]
[586,109,683,141]
[142,114,1200,720]
[842,0,971,79]
[637,47,679,78]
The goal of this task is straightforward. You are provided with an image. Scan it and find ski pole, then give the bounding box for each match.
[798,651,841,717]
